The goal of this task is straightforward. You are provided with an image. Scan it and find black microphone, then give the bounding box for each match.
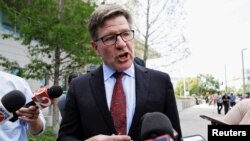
[141,112,175,141]
[0,90,26,124]
[10,86,63,122]
[24,85,63,109]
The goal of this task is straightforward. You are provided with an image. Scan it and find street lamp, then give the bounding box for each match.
[241,48,247,95]
[224,64,227,92]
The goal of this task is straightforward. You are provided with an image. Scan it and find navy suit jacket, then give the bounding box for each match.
[57,64,182,141]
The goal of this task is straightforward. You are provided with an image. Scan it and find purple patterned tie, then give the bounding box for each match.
[110,72,126,135]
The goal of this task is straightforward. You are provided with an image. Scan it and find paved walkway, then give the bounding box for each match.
[179,103,225,140]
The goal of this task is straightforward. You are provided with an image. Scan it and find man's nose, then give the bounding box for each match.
[115,36,126,47]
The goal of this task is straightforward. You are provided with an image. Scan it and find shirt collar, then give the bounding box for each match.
[103,63,135,81]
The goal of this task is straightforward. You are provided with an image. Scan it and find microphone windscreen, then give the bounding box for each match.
[1,90,26,112]
[141,112,174,140]
[47,85,63,98]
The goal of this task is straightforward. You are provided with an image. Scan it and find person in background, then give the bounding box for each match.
[134,57,145,67]
[245,92,250,98]
[204,92,210,104]
[222,98,250,124]
[57,72,82,117]
[57,4,182,141]
[229,93,236,107]
[216,91,223,114]
[0,71,46,141]
[222,93,230,115]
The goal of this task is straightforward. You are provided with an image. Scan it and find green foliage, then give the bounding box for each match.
[175,74,220,96]
[0,0,101,81]
[0,0,100,133]
[175,79,184,96]
[175,77,199,96]
[0,54,24,77]
[27,127,56,141]
[187,77,200,94]
[237,84,250,94]
[197,74,220,95]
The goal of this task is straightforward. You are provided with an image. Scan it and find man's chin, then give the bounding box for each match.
[115,61,133,71]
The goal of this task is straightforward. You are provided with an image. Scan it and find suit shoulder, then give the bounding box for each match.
[146,68,170,78]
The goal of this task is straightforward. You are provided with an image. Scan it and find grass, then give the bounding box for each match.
[27,127,56,141]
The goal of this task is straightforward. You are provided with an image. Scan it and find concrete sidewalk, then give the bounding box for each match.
[179,103,225,140]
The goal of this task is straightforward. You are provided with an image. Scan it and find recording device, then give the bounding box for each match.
[200,115,228,125]
[0,90,26,124]
[9,86,62,122]
[24,85,63,109]
[141,112,175,141]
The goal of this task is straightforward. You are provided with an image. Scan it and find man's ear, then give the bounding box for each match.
[91,41,100,55]
[91,41,97,50]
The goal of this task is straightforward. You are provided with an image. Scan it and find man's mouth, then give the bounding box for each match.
[117,52,129,62]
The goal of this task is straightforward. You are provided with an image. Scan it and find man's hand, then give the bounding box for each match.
[85,134,132,141]
[16,105,43,135]
[16,105,39,122]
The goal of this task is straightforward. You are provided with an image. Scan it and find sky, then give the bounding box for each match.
[148,0,250,87]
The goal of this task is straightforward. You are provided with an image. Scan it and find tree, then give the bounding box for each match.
[96,0,189,66]
[0,0,100,134]
[187,77,200,96]
[131,0,190,65]
[175,79,185,96]
[175,74,220,97]
[197,74,220,95]
[175,77,200,96]
[238,84,250,95]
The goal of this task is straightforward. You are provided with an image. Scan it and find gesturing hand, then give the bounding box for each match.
[85,134,132,141]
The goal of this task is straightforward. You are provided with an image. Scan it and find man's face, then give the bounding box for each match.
[91,16,134,71]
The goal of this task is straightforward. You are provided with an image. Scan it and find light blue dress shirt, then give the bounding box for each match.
[103,63,136,134]
[0,71,46,141]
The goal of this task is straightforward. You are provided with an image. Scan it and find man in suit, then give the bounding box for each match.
[57,4,182,141]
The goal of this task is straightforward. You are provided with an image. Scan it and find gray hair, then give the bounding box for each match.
[88,4,132,41]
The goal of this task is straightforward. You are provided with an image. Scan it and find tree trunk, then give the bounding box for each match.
[52,0,64,136]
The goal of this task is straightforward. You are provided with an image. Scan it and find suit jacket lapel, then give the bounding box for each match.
[89,64,150,135]
[129,64,150,135]
[89,66,116,133]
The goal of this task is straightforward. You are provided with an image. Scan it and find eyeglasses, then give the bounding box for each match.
[96,30,134,46]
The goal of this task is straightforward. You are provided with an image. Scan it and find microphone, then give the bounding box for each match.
[141,112,175,141]
[0,90,26,124]
[10,86,63,122]
[24,85,63,109]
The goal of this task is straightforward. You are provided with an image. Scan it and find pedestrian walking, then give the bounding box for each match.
[229,93,236,107]
[222,93,230,114]
[216,92,223,114]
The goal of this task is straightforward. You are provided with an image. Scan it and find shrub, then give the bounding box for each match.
[27,127,56,141]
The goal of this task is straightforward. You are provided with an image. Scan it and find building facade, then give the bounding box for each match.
[0,9,42,91]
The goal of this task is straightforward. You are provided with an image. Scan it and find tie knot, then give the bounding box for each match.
[114,72,124,79]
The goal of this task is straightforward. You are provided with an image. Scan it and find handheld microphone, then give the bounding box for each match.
[141,112,175,141]
[24,85,63,109]
[0,90,26,124]
[9,86,63,122]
